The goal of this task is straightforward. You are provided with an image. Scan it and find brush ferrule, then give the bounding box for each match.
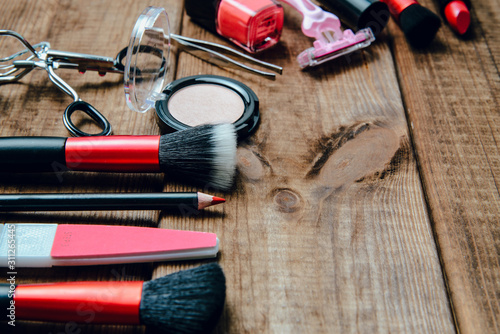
[65,136,161,172]
[12,281,143,324]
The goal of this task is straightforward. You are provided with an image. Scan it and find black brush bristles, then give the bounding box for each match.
[140,263,226,334]
[400,4,441,48]
[159,124,237,190]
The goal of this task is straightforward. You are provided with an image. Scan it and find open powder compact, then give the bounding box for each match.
[124,7,260,140]
[155,75,259,140]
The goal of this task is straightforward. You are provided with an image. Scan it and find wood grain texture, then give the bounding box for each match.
[0,1,178,333]
[1,0,495,333]
[154,5,454,334]
[386,0,500,332]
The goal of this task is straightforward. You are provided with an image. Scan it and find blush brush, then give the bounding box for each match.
[0,123,237,190]
[1,263,226,334]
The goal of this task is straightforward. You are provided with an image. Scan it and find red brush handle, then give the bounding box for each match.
[381,0,418,19]
[14,281,143,324]
[65,136,161,172]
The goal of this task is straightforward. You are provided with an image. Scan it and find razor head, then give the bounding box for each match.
[297,28,375,69]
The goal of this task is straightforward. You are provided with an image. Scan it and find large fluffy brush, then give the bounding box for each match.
[1,263,226,334]
[140,263,226,333]
[0,123,237,190]
[159,123,237,190]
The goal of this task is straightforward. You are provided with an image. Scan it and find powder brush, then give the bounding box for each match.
[1,263,226,334]
[0,123,237,190]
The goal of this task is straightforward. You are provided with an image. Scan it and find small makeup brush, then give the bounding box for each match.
[1,263,226,334]
[382,0,442,48]
[0,123,237,190]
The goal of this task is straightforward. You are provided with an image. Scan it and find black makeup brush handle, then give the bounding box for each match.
[0,284,14,312]
[0,137,67,172]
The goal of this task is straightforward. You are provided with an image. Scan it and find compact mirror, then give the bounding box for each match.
[124,7,171,113]
[123,6,261,140]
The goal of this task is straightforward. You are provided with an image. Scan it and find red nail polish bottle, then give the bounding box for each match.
[185,0,284,53]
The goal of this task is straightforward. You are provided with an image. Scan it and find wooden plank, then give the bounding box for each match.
[0,1,182,333]
[386,0,500,332]
[153,4,455,333]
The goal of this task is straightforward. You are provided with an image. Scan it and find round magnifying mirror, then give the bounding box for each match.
[124,6,171,113]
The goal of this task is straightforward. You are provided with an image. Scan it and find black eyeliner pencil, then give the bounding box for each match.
[0,192,225,211]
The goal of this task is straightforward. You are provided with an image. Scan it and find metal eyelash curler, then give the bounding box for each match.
[0,7,282,137]
[0,30,121,136]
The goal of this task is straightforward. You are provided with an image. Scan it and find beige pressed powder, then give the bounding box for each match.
[167,84,245,126]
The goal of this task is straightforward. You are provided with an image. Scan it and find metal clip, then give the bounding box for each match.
[171,34,283,80]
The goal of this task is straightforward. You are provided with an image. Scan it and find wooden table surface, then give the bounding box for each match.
[0,0,498,333]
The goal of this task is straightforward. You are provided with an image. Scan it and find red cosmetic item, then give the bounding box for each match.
[444,0,470,34]
[384,0,417,20]
[14,281,143,324]
[0,123,238,190]
[0,264,226,332]
[381,0,441,48]
[65,135,160,172]
[185,0,284,53]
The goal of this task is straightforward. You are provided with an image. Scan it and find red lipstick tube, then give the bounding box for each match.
[185,0,284,53]
[438,0,471,34]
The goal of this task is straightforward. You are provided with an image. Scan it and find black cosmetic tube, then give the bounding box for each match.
[317,0,390,36]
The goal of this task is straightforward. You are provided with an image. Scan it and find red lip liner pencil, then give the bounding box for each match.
[0,192,225,211]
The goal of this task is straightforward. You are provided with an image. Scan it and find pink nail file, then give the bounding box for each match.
[0,224,219,267]
[280,0,375,68]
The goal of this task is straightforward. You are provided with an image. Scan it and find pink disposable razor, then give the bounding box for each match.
[280,0,375,68]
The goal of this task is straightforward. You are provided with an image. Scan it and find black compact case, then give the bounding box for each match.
[155,75,260,141]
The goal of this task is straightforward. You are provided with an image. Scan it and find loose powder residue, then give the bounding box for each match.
[167,84,245,126]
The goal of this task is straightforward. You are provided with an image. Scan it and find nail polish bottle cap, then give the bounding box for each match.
[185,0,219,33]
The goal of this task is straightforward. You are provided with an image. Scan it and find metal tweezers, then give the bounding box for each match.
[171,34,283,79]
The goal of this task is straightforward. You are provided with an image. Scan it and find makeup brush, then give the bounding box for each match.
[1,263,226,334]
[0,123,237,190]
[381,0,442,48]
